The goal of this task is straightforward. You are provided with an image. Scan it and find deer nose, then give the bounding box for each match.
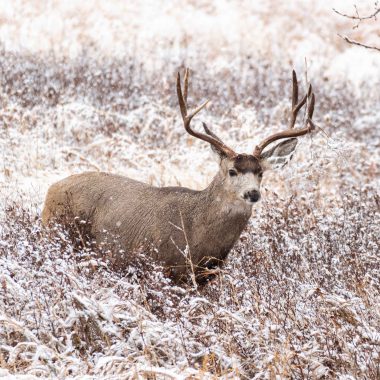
[244,190,261,203]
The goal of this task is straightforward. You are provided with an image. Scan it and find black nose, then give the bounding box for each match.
[244,190,261,203]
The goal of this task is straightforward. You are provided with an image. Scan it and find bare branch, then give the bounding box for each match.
[334,3,380,51]
[333,6,380,21]
[337,33,380,52]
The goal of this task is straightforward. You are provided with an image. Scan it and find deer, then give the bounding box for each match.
[42,69,316,282]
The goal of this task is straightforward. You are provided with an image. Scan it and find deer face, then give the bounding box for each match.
[219,138,297,204]
[222,154,263,204]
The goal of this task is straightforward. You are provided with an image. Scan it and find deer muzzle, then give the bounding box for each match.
[243,190,261,203]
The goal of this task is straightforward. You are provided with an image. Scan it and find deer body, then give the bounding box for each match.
[42,69,316,281]
[42,170,252,278]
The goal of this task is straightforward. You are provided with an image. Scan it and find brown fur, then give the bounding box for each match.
[42,170,252,281]
[233,154,262,174]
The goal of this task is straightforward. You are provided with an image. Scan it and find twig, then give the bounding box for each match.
[334,4,380,50]
[179,211,198,289]
[333,6,380,21]
[337,34,380,52]
[169,213,198,289]
[303,58,309,126]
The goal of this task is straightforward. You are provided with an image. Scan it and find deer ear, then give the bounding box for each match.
[202,123,228,160]
[260,138,297,170]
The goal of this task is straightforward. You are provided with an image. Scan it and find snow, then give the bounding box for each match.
[1,0,380,378]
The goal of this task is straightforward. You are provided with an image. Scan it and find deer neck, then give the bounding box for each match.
[188,172,252,262]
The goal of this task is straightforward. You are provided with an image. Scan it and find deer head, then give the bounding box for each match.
[177,69,315,205]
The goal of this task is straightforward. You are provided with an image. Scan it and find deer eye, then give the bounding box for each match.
[258,172,263,179]
[228,169,238,177]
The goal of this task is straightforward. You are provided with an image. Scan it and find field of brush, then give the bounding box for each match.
[0,1,379,378]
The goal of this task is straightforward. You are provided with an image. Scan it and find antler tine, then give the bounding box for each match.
[176,72,187,121]
[253,70,316,158]
[202,122,224,143]
[183,68,189,104]
[176,68,236,158]
[306,90,316,131]
[292,70,298,108]
[289,70,308,129]
[307,88,315,119]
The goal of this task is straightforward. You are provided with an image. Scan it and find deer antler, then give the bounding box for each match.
[253,70,316,158]
[177,68,236,158]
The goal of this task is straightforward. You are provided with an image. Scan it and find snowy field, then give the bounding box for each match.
[0,0,379,378]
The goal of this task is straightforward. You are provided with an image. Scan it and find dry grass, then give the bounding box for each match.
[0,1,380,378]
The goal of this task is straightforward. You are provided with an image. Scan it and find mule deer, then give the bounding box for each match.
[42,69,315,281]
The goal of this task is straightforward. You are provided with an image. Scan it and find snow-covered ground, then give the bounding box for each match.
[0,1,379,378]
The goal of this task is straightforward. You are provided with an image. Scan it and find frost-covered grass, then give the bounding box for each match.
[1,0,380,378]
[1,188,379,378]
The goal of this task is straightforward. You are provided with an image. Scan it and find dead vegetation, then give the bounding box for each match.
[0,1,380,378]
